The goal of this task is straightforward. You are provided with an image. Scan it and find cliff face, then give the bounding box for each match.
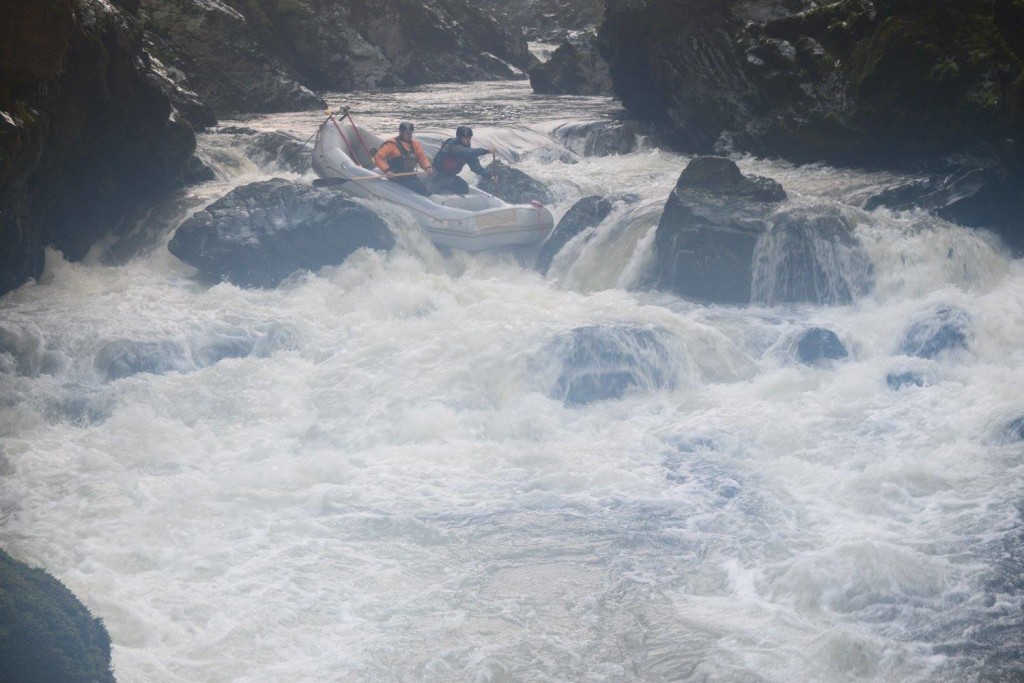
[598,0,1024,167]
[142,0,533,116]
[0,0,196,296]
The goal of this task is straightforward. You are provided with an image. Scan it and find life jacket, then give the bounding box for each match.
[385,137,418,173]
[432,138,466,176]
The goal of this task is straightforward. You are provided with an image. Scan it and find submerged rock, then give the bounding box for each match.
[795,328,848,365]
[0,550,115,683]
[886,371,928,391]
[551,120,643,157]
[540,325,676,406]
[900,307,972,359]
[535,196,613,275]
[478,161,554,204]
[752,206,874,305]
[530,33,613,95]
[169,178,394,288]
[651,156,786,304]
[1003,416,1024,442]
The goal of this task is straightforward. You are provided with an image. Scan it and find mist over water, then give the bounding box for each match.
[1,82,1022,682]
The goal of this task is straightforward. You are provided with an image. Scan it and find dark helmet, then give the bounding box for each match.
[398,121,414,133]
[456,125,473,138]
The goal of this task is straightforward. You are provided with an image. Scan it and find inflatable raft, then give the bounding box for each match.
[311,115,554,252]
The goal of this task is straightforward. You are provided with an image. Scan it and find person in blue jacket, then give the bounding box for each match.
[429,126,494,194]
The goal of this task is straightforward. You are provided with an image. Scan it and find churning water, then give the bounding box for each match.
[1,81,1022,682]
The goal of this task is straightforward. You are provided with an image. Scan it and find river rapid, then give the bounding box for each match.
[1,81,1022,682]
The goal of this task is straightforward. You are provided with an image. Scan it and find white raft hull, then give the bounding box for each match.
[311,117,554,252]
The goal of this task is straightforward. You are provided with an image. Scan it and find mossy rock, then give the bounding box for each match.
[0,549,115,683]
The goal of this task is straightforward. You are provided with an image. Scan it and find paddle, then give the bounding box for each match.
[312,172,422,187]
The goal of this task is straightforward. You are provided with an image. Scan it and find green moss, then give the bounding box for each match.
[0,550,115,683]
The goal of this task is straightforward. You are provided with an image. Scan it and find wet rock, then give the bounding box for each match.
[95,340,193,381]
[535,196,613,275]
[752,206,874,305]
[182,154,216,185]
[478,161,554,204]
[530,33,613,95]
[540,325,676,406]
[795,328,848,365]
[1,0,196,296]
[246,132,312,174]
[169,178,394,288]
[651,156,786,304]
[900,307,972,359]
[139,0,324,116]
[0,550,115,683]
[551,120,643,157]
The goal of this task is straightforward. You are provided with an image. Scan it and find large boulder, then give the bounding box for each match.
[651,156,786,304]
[530,33,613,95]
[0,0,197,296]
[0,550,115,683]
[536,195,613,274]
[478,160,554,204]
[169,178,394,287]
[140,0,324,116]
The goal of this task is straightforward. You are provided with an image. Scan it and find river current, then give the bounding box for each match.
[1,81,1022,682]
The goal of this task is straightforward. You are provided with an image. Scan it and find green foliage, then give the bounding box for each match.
[0,550,115,683]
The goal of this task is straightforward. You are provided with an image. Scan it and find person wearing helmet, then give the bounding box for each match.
[428,125,494,195]
[373,121,433,194]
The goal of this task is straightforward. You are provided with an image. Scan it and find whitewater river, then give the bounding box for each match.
[1,81,1021,682]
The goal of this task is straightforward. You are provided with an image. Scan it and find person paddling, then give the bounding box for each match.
[373,121,433,195]
[429,126,494,195]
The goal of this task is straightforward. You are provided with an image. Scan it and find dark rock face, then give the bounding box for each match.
[752,206,874,305]
[140,0,324,117]
[599,0,1023,165]
[476,0,605,41]
[225,0,533,92]
[169,178,394,287]
[0,0,197,297]
[598,0,1024,248]
[539,325,676,406]
[900,307,972,359]
[536,196,613,274]
[795,327,848,365]
[651,157,786,304]
[478,161,554,204]
[530,33,613,95]
[551,120,643,157]
[0,550,115,683]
